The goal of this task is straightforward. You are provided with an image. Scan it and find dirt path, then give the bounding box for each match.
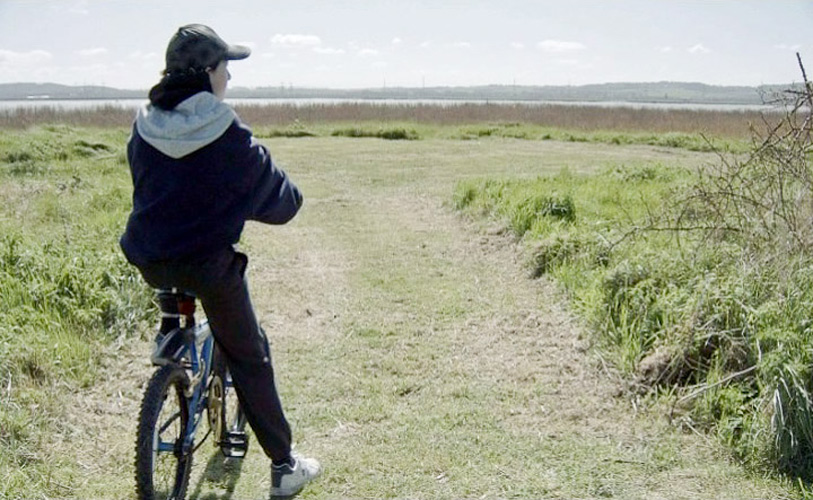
[69,138,793,499]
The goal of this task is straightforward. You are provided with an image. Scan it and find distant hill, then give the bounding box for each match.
[228,82,796,105]
[0,82,144,100]
[0,81,799,105]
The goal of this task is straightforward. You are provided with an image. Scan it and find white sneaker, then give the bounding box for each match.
[270,452,321,497]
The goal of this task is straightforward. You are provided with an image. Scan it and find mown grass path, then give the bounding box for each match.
[74,138,793,499]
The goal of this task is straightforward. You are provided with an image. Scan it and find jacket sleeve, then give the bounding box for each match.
[232,125,303,224]
[249,141,303,224]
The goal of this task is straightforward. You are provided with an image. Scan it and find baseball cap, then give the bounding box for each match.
[165,24,251,73]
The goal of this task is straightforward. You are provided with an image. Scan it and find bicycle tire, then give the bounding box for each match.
[135,365,193,500]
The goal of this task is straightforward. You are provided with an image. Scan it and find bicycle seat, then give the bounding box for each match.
[152,288,197,366]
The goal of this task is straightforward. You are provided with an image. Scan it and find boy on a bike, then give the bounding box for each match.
[120,24,320,497]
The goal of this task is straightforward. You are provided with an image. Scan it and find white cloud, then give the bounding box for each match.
[688,43,711,54]
[553,59,594,71]
[452,42,472,49]
[314,47,346,55]
[270,34,322,48]
[128,51,158,61]
[775,43,802,51]
[657,46,673,53]
[537,40,586,53]
[69,0,89,15]
[0,49,53,65]
[357,48,380,57]
[420,41,432,49]
[511,42,525,50]
[392,37,403,45]
[77,47,108,57]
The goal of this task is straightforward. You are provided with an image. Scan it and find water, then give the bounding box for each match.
[0,98,147,111]
[0,97,776,112]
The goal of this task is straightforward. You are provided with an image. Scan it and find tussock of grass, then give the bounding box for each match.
[254,121,317,138]
[452,176,576,237]
[331,126,420,140]
[257,129,317,138]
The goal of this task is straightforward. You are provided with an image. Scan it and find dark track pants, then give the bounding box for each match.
[136,248,292,461]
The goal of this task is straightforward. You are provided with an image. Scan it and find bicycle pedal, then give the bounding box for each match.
[220,431,249,458]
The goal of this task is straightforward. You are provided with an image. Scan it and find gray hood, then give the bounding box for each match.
[135,92,236,159]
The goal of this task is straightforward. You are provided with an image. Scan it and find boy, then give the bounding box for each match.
[121,24,320,497]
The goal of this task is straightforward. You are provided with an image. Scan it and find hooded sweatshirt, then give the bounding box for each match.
[120,91,302,266]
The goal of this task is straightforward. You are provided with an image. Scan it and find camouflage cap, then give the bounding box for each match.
[165,24,250,73]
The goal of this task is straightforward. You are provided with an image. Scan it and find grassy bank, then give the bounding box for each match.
[453,101,813,483]
[0,126,153,497]
[0,122,798,498]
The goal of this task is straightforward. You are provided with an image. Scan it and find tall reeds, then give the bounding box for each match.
[0,101,766,138]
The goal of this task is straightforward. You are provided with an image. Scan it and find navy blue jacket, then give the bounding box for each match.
[120,119,302,265]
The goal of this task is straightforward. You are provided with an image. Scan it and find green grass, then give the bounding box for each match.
[454,153,813,483]
[0,125,153,499]
[0,124,795,499]
[251,120,749,152]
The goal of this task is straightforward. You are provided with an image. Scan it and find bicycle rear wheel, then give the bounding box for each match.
[135,365,193,500]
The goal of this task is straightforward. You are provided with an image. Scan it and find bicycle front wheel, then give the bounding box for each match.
[135,365,193,500]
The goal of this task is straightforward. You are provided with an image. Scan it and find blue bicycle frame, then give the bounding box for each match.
[156,320,215,456]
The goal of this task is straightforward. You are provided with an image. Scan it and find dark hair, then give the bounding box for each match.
[148,71,213,111]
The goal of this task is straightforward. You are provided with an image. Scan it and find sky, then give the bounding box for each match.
[0,0,812,90]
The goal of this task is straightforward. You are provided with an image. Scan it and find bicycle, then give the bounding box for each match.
[135,289,249,500]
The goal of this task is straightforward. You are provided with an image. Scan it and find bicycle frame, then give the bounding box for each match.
[156,320,215,457]
[186,321,215,454]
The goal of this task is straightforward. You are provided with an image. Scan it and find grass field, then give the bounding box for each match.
[0,119,803,498]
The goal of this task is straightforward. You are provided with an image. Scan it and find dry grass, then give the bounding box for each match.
[0,101,770,138]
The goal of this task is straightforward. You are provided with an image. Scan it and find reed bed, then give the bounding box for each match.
[238,102,766,138]
[0,101,768,138]
[0,104,135,129]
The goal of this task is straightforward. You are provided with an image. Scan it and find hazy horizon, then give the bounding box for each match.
[1,0,812,90]
[0,79,798,92]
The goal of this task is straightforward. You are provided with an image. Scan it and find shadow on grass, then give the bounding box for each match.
[188,450,246,500]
